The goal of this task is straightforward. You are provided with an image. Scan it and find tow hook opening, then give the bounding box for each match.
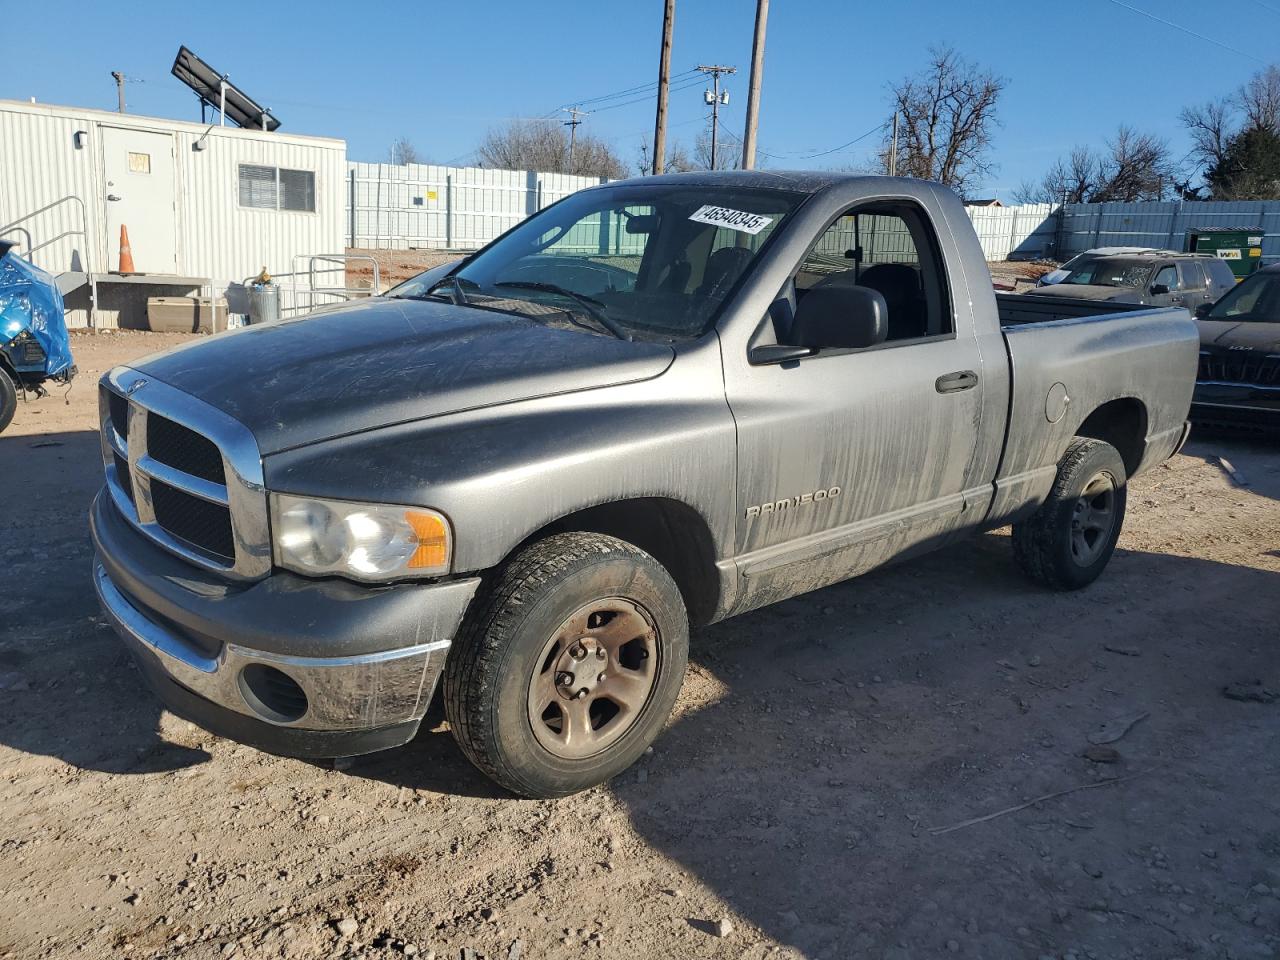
[238,664,309,724]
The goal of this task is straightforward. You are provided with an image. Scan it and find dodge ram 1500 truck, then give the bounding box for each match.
[91,173,1197,798]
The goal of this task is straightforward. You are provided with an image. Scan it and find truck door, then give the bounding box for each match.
[723,200,991,612]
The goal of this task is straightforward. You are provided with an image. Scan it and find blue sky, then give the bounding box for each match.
[8,0,1278,198]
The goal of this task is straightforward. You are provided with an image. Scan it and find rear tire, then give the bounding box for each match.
[0,371,17,434]
[443,532,688,798]
[1012,438,1127,591]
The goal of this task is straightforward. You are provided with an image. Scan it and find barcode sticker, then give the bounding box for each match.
[688,205,774,235]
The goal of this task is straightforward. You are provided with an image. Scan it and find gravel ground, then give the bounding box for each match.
[1,332,1278,960]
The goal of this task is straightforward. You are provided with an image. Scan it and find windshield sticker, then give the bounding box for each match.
[688,205,774,235]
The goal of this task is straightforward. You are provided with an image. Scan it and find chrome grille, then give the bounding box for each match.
[147,413,226,484]
[98,369,270,580]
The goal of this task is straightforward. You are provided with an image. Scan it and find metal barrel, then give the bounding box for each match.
[245,282,280,325]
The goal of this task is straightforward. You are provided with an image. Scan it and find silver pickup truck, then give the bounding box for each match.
[91,173,1197,798]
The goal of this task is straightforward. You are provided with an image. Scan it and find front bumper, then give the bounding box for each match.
[1191,380,1280,433]
[90,489,480,758]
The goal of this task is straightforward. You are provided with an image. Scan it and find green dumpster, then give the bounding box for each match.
[1185,226,1264,281]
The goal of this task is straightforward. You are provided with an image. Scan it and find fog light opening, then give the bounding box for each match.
[238,664,309,724]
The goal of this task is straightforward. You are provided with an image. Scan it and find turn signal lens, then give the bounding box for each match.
[405,510,450,571]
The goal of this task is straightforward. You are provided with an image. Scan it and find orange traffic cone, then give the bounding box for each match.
[118,225,135,274]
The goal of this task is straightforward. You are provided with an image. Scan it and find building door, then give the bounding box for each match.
[101,127,177,273]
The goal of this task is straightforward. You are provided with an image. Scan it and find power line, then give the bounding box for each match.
[589,75,705,115]
[573,68,698,108]
[1104,0,1266,63]
[1256,1,1280,16]
[721,121,886,162]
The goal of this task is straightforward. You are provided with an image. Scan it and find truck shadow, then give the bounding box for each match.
[606,535,1280,958]
[0,429,210,774]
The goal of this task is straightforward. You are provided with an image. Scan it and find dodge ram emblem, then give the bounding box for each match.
[745,486,842,519]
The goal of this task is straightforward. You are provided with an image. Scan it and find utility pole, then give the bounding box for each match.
[697,64,736,170]
[563,106,586,173]
[741,0,769,170]
[652,0,676,175]
[111,71,126,113]
[889,111,899,177]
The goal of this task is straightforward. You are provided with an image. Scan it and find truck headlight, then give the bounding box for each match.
[270,494,452,581]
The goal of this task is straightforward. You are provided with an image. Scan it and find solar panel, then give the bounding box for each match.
[171,46,280,132]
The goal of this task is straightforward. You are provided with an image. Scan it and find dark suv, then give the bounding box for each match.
[1029,253,1237,310]
[1194,262,1280,432]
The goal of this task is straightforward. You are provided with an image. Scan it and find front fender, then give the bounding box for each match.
[262,344,736,577]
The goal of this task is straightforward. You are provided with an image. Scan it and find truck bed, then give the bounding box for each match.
[995,292,1143,326]
[986,299,1199,527]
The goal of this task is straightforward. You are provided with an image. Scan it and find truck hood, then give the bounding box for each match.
[129,298,675,454]
[1198,318,1280,352]
[1030,284,1143,303]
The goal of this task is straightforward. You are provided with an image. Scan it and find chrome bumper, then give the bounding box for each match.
[95,562,450,732]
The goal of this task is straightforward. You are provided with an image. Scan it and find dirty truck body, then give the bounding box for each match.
[91,173,1197,797]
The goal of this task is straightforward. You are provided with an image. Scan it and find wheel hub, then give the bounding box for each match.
[1069,472,1116,566]
[526,598,660,760]
[554,637,609,701]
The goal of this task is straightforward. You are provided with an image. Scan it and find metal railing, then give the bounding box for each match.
[0,195,97,327]
[239,254,382,320]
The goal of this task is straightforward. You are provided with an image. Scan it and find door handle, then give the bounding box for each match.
[106,194,122,201]
[936,370,978,393]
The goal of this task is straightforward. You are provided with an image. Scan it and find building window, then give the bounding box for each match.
[128,152,151,174]
[237,164,316,212]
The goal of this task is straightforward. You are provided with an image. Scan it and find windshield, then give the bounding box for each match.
[1207,270,1280,322]
[1061,258,1152,288]
[429,183,803,342]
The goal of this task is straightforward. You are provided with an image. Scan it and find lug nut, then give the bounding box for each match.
[556,672,573,686]
[576,689,587,700]
[570,645,585,660]
[597,673,606,682]
[596,648,606,660]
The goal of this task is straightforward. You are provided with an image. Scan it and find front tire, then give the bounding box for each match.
[443,532,689,798]
[1012,438,1127,590]
[0,370,16,434]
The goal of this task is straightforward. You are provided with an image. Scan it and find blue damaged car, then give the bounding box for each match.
[0,239,76,433]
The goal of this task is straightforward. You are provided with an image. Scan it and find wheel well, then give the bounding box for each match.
[514,498,721,627]
[1076,398,1147,476]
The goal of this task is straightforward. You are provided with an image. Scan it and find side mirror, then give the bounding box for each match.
[1195,302,1213,319]
[1150,283,1170,296]
[790,285,888,350]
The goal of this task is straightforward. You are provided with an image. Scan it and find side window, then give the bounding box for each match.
[1178,262,1205,290]
[791,204,952,344]
[1153,265,1178,290]
[1208,259,1237,288]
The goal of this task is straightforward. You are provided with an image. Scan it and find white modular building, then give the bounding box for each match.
[0,98,346,328]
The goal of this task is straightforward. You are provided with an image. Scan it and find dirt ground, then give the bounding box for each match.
[345,250,468,291]
[2,331,1279,960]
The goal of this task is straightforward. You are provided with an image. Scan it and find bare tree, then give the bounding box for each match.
[1015,127,1174,203]
[664,142,698,173]
[694,130,740,171]
[1096,127,1175,201]
[388,136,423,165]
[1181,64,1280,196]
[1181,98,1233,174]
[1014,146,1100,204]
[477,119,627,179]
[880,47,1005,196]
[1239,65,1280,132]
